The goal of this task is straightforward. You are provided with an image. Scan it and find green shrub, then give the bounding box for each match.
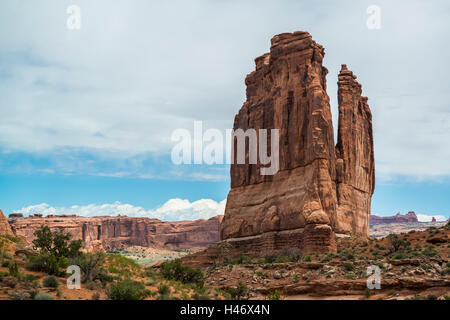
[303,255,312,262]
[236,253,252,264]
[386,289,396,296]
[160,259,204,286]
[27,252,68,276]
[264,254,277,264]
[92,292,100,300]
[320,252,333,262]
[422,248,439,257]
[8,261,19,277]
[34,292,54,300]
[24,274,36,283]
[364,288,371,298]
[387,234,405,253]
[345,272,356,279]
[43,276,59,288]
[69,253,107,283]
[343,262,354,271]
[157,284,171,296]
[226,281,248,300]
[107,279,149,300]
[267,289,282,300]
[6,278,18,288]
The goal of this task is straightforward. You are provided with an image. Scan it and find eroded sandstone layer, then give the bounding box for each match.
[8,214,222,252]
[220,31,374,253]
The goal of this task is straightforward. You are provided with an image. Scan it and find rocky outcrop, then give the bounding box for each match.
[370,212,418,225]
[0,209,14,236]
[8,215,223,251]
[220,31,374,254]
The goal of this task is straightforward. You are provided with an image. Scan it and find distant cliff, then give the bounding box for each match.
[370,211,418,225]
[8,214,223,251]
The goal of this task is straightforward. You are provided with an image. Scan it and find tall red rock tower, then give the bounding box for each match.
[220,31,374,253]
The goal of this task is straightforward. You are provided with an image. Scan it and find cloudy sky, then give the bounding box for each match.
[0,0,449,221]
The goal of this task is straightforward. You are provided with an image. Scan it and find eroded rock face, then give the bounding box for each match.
[0,209,14,236]
[220,31,375,253]
[8,215,223,252]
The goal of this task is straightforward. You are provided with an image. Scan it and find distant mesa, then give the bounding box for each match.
[431,217,436,222]
[8,213,24,219]
[370,211,418,225]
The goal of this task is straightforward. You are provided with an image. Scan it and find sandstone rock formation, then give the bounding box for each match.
[370,212,418,225]
[0,209,14,236]
[8,215,223,252]
[220,31,374,254]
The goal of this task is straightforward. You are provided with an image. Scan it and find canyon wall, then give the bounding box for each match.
[8,214,222,251]
[220,31,374,254]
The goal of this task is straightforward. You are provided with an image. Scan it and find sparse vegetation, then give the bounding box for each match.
[107,279,149,300]
[267,289,282,300]
[159,259,204,287]
[43,276,59,288]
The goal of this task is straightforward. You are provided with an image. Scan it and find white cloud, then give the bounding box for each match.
[1,0,450,180]
[15,198,226,222]
[416,214,448,223]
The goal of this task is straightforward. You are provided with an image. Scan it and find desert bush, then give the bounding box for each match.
[387,289,397,296]
[43,276,59,288]
[70,253,108,283]
[27,252,68,276]
[320,252,334,262]
[303,255,312,262]
[422,248,439,257]
[343,262,354,271]
[8,261,19,277]
[157,283,171,296]
[338,249,355,261]
[107,254,140,277]
[226,281,248,300]
[107,279,149,300]
[92,292,100,300]
[24,274,36,283]
[160,259,204,286]
[34,292,54,300]
[345,272,356,279]
[264,254,277,264]
[387,234,405,253]
[267,289,282,300]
